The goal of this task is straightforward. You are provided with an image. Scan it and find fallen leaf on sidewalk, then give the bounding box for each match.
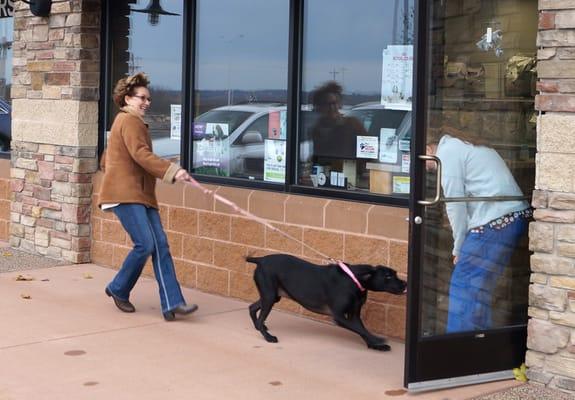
[20,294,31,299]
[14,274,34,281]
[83,273,93,279]
[2,251,12,256]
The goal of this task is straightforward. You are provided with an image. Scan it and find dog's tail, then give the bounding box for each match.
[246,256,263,265]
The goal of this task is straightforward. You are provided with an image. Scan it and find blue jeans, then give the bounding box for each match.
[446,215,528,333]
[107,204,186,313]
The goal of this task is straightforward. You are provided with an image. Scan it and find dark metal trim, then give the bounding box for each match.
[98,0,112,160]
[181,0,195,171]
[405,0,428,388]
[285,0,301,189]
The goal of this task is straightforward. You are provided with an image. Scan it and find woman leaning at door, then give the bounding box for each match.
[98,72,198,321]
[426,125,532,333]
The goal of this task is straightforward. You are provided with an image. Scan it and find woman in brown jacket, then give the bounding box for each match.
[99,72,198,321]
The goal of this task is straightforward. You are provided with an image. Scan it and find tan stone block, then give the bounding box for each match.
[362,301,386,336]
[367,205,409,241]
[529,307,550,320]
[213,241,249,273]
[549,310,575,328]
[248,190,286,222]
[344,234,388,265]
[265,223,303,255]
[368,291,406,307]
[389,240,408,274]
[539,114,575,154]
[174,259,196,289]
[112,246,130,268]
[285,195,326,227]
[529,222,554,253]
[525,350,546,369]
[101,220,126,245]
[303,228,344,260]
[527,318,570,353]
[275,297,301,313]
[166,232,183,259]
[197,265,228,296]
[155,180,184,207]
[229,271,258,302]
[530,284,567,311]
[540,0,575,10]
[198,212,230,241]
[214,186,251,215]
[168,207,197,236]
[531,273,549,285]
[324,200,369,234]
[546,353,575,379]
[182,236,213,264]
[551,276,575,290]
[183,183,215,211]
[231,217,264,247]
[558,243,575,258]
[91,241,114,266]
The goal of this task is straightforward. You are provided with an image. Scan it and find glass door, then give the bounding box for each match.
[405,0,538,390]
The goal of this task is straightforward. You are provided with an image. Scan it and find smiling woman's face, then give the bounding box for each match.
[124,86,151,117]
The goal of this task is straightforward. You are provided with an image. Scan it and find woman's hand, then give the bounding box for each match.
[174,168,192,183]
[453,256,459,265]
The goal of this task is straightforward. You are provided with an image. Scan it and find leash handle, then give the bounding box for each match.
[185,177,365,291]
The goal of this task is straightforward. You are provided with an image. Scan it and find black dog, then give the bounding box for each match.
[247,254,407,351]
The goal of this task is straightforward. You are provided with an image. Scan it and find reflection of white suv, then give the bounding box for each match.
[193,103,286,180]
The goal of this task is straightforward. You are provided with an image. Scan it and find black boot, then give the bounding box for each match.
[163,304,199,321]
[105,287,136,313]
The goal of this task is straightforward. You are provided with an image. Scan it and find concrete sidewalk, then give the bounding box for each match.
[0,262,531,400]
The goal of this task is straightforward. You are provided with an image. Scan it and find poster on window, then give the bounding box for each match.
[381,45,413,110]
[379,128,398,163]
[192,123,230,176]
[356,136,379,159]
[264,139,286,183]
[268,111,287,140]
[170,104,181,140]
[393,176,410,193]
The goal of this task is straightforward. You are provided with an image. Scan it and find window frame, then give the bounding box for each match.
[100,0,412,207]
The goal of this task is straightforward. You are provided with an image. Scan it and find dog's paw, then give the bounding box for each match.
[368,342,391,351]
[264,334,278,343]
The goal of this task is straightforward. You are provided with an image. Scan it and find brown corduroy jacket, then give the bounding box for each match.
[97,108,180,210]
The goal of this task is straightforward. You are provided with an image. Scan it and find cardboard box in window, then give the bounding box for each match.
[366,162,400,195]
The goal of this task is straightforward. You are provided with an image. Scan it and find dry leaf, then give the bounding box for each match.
[20,294,31,299]
[2,251,12,257]
[14,274,34,281]
[83,273,93,279]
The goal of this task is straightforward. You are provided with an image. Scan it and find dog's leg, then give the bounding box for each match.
[249,300,261,329]
[333,315,391,351]
[256,297,279,343]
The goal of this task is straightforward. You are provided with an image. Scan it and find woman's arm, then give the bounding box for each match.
[121,117,180,183]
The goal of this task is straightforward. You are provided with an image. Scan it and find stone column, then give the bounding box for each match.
[527,1,575,393]
[9,0,100,263]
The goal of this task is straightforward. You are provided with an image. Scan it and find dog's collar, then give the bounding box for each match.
[336,260,366,292]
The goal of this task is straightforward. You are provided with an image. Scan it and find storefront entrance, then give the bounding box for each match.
[405,0,537,390]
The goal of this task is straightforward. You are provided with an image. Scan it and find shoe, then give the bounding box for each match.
[105,287,136,313]
[163,304,199,321]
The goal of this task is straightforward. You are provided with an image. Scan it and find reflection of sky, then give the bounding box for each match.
[0,17,12,87]
[129,0,183,90]
[125,0,414,94]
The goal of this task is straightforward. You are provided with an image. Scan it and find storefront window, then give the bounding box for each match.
[107,0,184,161]
[0,16,12,154]
[298,0,414,197]
[192,0,289,182]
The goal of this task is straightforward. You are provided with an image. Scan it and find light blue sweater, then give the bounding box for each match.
[436,135,529,256]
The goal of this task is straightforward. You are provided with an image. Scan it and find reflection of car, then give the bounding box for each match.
[0,98,11,152]
[193,103,286,180]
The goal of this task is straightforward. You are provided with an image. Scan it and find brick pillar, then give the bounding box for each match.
[527,1,575,393]
[9,0,100,263]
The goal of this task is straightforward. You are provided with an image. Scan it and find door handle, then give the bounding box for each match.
[418,155,442,206]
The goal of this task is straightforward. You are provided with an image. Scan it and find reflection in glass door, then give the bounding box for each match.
[406,0,537,390]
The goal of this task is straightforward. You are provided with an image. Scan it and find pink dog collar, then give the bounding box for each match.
[336,260,365,292]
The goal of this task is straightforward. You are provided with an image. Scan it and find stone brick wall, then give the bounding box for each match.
[9,0,100,263]
[91,178,409,340]
[526,0,575,392]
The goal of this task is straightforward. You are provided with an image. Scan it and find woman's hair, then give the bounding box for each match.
[427,123,489,147]
[310,81,343,110]
[112,72,150,108]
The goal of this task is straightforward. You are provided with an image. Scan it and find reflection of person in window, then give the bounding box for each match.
[426,125,531,333]
[309,81,366,161]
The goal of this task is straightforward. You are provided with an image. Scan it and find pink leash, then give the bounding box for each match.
[185,177,366,292]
